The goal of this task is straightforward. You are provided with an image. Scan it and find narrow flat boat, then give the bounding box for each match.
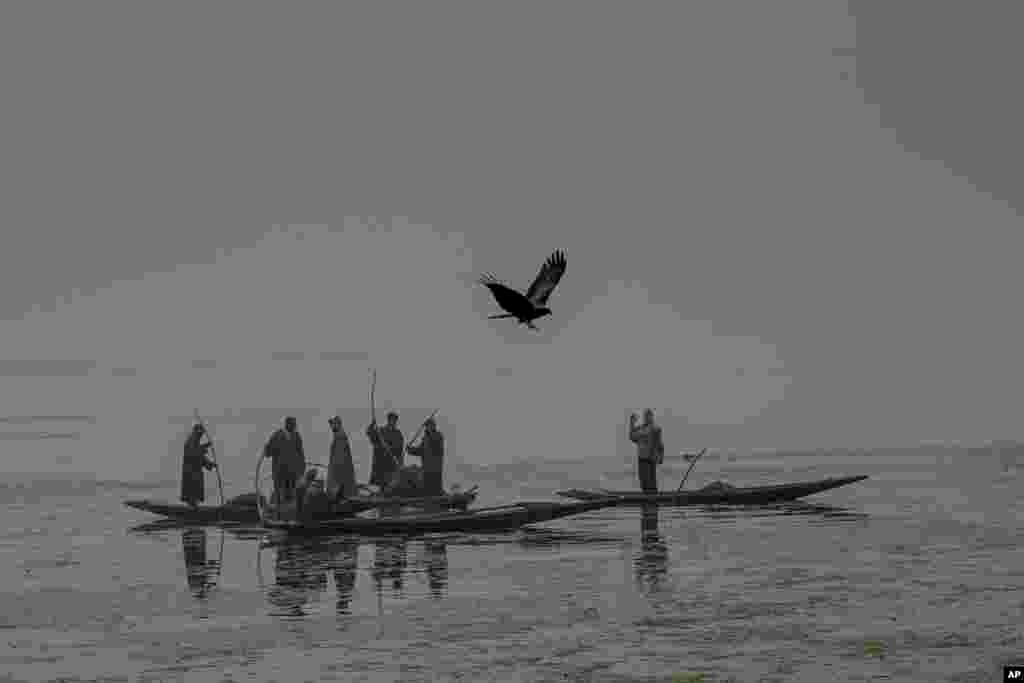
[260,499,617,536]
[124,487,479,524]
[555,475,869,506]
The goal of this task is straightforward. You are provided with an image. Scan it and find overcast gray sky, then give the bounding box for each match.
[1,3,1021,479]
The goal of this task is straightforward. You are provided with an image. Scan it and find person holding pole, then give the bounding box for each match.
[406,415,444,496]
[181,423,218,509]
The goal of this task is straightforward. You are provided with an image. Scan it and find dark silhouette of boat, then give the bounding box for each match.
[124,487,478,524]
[261,499,617,537]
[555,475,869,506]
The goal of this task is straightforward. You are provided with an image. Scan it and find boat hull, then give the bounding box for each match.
[261,500,616,536]
[124,489,478,524]
[555,475,869,506]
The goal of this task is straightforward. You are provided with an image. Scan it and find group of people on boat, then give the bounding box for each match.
[181,406,667,515]
[179,411,446,517]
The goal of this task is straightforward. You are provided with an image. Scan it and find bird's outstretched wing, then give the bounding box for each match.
[524,250,567,307]
[479,274,532,315]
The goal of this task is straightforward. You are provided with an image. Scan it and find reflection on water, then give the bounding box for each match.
[693,501,870,522]
[635,504,668,594]
[423,540,447,599]
[265,539,332,618]
[182,527,220,600]
[256,535,452,618]
[373,537,409,597]
[252,529,626,619]
[333,538,359,615]
[130,519,265,540]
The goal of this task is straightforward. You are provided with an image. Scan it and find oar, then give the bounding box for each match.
[406,408,440,450]
[676,447,708,492]
[194,409,226,509]
[369,368,402,472]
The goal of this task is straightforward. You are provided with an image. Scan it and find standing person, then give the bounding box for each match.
[181,423,217,509]
[629,408,664,494]
[367,411,404,488]
[264,416,306,506]
[326,415,357,501]
[406,416,444,496]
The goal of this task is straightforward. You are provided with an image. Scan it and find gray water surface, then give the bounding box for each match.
[1,450,1020,682]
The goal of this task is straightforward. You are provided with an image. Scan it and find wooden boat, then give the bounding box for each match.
[260,499,618,536]
[554,475,869,506]
[124,487,479,524]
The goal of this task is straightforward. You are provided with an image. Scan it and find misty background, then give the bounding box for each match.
[1,3,1022,483]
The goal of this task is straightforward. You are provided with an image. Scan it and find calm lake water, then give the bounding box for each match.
[1,449,1020,682]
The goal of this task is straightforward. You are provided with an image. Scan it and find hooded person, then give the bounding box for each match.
[181,423,217,508]
[406,416,444,496]
[263,416,306,506]
[326,415,357,501]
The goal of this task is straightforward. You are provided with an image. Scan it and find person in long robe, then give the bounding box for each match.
[263,416,305,506]
[181,423,217,508]
[405,417,444,496]
[629,408,664,494]
[326,416,357,501]
[366,411,404,488]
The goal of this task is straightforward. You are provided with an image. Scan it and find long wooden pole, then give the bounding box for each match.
[406,408,440,449]
[369,369,403,472]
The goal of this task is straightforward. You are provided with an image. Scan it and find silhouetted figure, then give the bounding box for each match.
[406,417,444,496]
[264,417,305,508]
[332,539,360,616]
[181,423,217,508]
[326,416,357,501]
[635,504,668,593]
[423,540,448,600]
[479,250,567,330]
[182,528,219,599]
[367,411,404,488]
[630,409,664,493]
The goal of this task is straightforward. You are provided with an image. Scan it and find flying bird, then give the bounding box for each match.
[479,250,567,330]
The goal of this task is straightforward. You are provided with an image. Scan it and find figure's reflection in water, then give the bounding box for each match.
[182,527,220,600]
[373,537,409,598]
[423,540,448,599]
[262,535,452,617]
[332,538,359,616]
[634,504,669,593]
[266,540,331,618]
